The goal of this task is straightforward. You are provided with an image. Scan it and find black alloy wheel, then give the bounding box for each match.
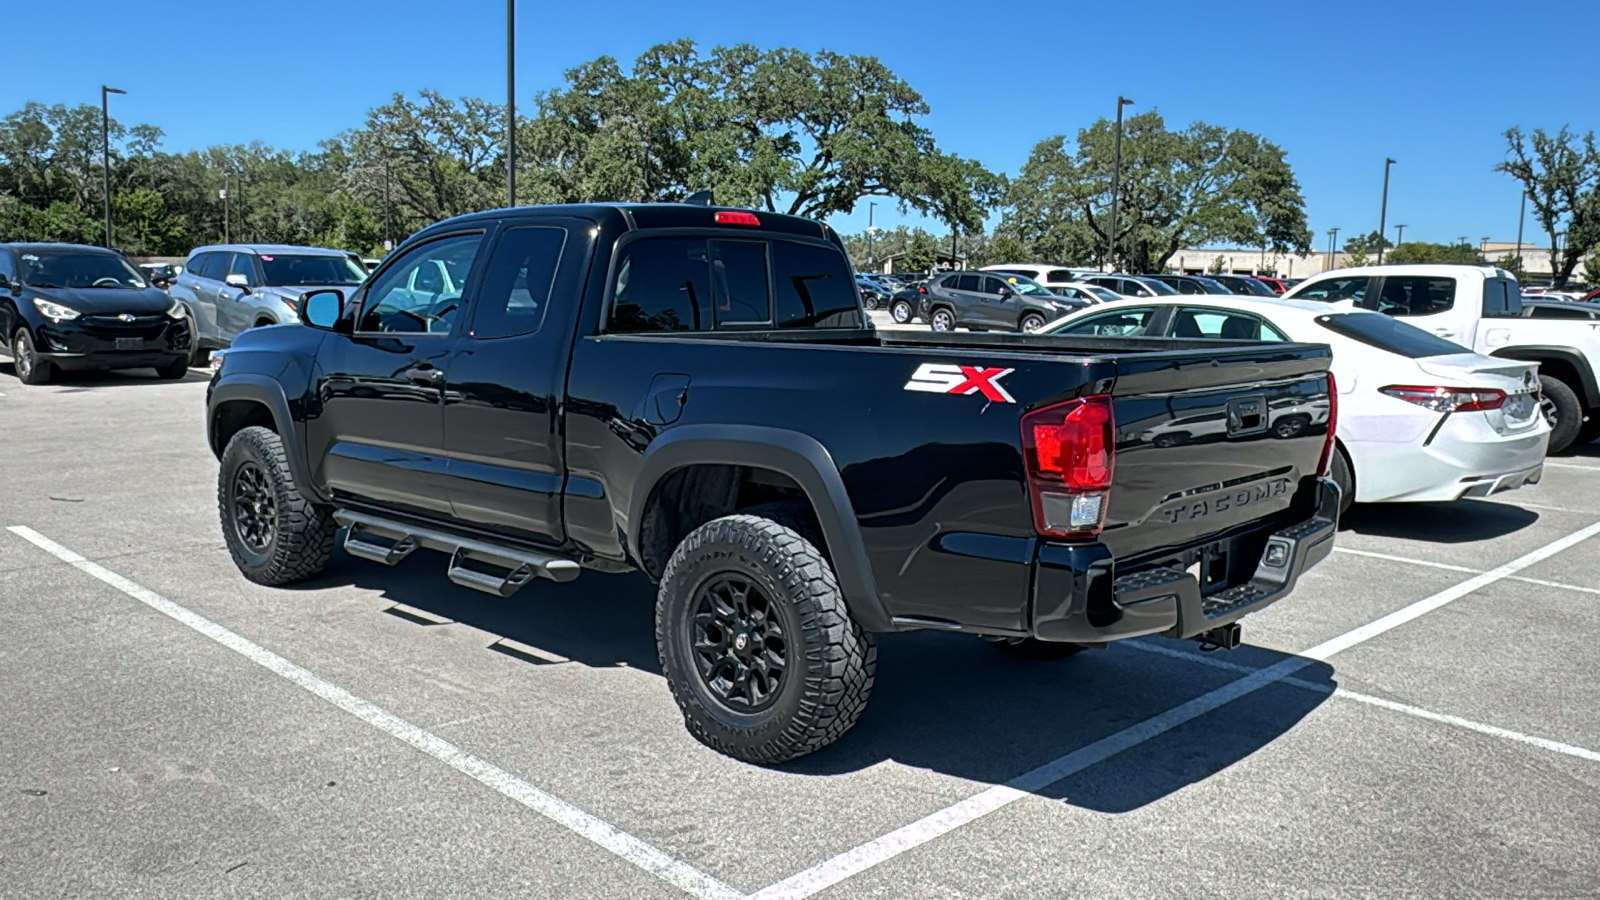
[229,461,277,553]
[690,575,788,712]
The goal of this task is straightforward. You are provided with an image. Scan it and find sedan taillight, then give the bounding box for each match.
[1379,385,1506,413]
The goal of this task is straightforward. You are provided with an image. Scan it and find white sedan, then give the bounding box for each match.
[1044,297,1551,514]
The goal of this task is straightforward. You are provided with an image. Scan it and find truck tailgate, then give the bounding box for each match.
[1101,346,1333,561]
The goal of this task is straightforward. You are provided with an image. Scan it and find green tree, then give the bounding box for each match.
[999,111,1310,272]
[903,229,938,273]
[1387,241,1485,265]
[1495,254,1528,279]
[1496,126,1600,288]
[521,41,1001,228]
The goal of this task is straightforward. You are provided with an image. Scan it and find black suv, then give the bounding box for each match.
[1143,274,1232,295]
[0,243,191,384]
[921,271,1084,332]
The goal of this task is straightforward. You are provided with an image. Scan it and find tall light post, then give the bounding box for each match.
[1107,96,1134,271]
[1326,227,1340,273]
[1376,157,1396,265]
[1394,223,1406,248]
[383,156,393,252]
[1514,190,1527,272]
[506,0,517,207]
[867,201,876,269]
[101,86,126,248]
[220,175,230,244]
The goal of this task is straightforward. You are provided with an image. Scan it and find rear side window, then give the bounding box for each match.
[953,273,981,291]
[773,240,860,329]
[1369,276,1456,317]
[611,237,713,333]
[1315,313,1467,358]
[184,252,210,278]
[471,225,566,339]
[1171,308,1287,341]
[200,253,230,281]
[1043,270,1073,284]
[1482,277,1522,317]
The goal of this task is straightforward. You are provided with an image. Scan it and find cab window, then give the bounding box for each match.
[357,233,483,334]
[1170,308,1287,341]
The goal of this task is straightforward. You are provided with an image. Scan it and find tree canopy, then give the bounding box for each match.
[997,111,1311,272]
[0,42,1000,257]
[1495,126,1600,288]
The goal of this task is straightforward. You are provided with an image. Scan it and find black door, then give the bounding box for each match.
[306,230,487,518]
[440,220,586,545]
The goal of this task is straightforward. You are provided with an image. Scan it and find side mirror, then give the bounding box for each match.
[225,273,252,292]
[997,286,1013,298]
[300,289,345,331]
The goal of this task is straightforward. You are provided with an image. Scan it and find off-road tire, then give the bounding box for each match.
[656,513,876,764]
[218,426,337,585]
[156,357,189,380]
[1540,375,1582,454]
[13,328,52,385]
[984,636,1084,660]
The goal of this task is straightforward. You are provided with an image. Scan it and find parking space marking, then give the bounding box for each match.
[1540,462,1600,471]
[1123,642,1600,765]
[1334,547,1600,596]
[749,520,1600,900]
[6,526,741,900]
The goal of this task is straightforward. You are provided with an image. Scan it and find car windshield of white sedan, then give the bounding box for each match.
[259,254,368,287]
[19,251,148,289]
[1315,313,1468,358]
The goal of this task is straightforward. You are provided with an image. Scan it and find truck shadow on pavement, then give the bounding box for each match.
[302,541,1333,813]
[1339,499,1537,542]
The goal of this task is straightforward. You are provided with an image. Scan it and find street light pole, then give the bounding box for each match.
[1107,96,1134,272]
[222,174,230,244]
[383,156,393,252]
[1514,190,1527,272]
[100,86,126,248]
[1394,224,1406,248]
[506,0,516,207]
[1376,157,1396,265]
[867,201,876,269]
[1326,227,1340,273]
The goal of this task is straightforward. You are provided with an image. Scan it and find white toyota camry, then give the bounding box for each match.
[1044,296,1551,514]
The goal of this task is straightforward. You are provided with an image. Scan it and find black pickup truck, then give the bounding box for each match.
[206,202,1339,763]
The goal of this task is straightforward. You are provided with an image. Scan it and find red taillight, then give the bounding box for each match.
[1021,395,1115,538]
[714,211,761,227]
[1378,384,1506,413]
[918,286,927,294]
[1317,372,1338,478]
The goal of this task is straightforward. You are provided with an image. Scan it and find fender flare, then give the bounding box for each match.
[1491,345,1599,407]
[208,375,326,503]
[628,424,891,632]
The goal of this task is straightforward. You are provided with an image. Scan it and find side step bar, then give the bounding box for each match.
[334,510,581,597]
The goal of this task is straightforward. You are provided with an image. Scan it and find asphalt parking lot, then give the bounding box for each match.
[2,358,1598,900]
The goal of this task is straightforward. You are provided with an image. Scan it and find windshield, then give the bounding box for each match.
[18,250,148,289]
[1083,285,1121,302]
[1229,276,1277,296]
[258,253,368,286]
[1000,275,1052,296]
[1138,278,1180,295]
[1315,313,1468,359]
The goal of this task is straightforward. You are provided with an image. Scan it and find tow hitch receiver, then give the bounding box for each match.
[1193,622,1242,652]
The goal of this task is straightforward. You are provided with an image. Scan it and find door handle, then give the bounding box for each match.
[405,366,444,387]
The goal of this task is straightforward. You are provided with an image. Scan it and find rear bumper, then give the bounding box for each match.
[1029,477,1339,643]
[1347,420,1549,503]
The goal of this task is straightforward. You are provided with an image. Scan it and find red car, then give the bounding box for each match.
[1582,287,1600,303]
[1254,276,1290,295]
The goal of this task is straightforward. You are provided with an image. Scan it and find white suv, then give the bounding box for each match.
[980,263,1101,292]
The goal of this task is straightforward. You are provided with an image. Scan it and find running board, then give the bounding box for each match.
[334,510,581,596]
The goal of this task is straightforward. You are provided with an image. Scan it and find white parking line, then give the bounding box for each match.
[1122,641,1600,765]
[1541,461,1600,471]
[6,526,741,900]
[748,520,1600,900]
[1334,547,1600,597]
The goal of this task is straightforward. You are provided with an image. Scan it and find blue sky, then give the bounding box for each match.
[7,0,1596,251]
